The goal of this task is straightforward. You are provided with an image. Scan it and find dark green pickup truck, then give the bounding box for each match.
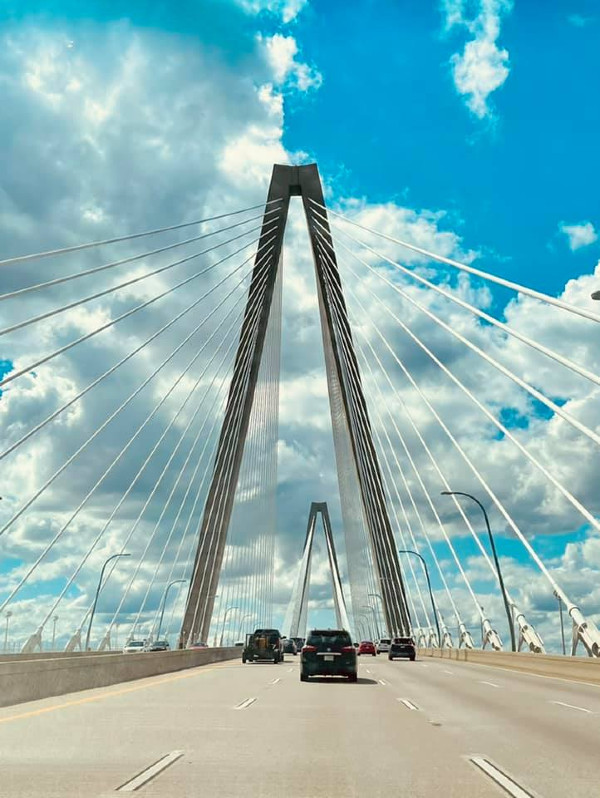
[242,628,284,663]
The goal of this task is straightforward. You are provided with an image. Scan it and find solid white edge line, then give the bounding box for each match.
[234,697,257,710]
[552,700,591,713]
[117,751,183,792]
[397,698,419,711]
[480,680,500,688]
[470,756,534,798]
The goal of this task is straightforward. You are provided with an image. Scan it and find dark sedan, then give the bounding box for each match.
[388,637,416,661]
[147,640,170,652]
[300,629,357,682]
[282,638,297,655]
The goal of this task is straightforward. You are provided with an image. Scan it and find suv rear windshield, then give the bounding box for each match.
[307,630,352,647]
[379,638,391,644]
[393,638,414,645]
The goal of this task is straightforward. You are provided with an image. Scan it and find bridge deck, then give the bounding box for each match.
[1,655,599,796]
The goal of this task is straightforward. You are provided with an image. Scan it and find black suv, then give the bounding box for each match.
[300,629,357,682]
[388,637,416,661]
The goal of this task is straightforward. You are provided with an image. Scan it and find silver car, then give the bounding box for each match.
[122,640,146,654]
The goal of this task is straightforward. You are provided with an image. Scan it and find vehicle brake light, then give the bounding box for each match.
[302,645,317,653]
[341,646,355,653]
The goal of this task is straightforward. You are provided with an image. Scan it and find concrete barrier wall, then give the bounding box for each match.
[0,651,119,664]
[419,647,600,685]
[0,647,239,708]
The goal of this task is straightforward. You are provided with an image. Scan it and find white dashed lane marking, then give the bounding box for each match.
[470,756,536,797]
[552,700,591,714]
[397,698,419,711]
[234,697,257,710]
[117,751,183,792]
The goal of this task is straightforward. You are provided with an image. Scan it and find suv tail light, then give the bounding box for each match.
[341,646,356,653]
[302,645,317,653]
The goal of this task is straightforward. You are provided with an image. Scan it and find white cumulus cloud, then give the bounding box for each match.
[443,0,513,119]
[237,0,308,23]
[260,33,322,91]
[559,221,598,251]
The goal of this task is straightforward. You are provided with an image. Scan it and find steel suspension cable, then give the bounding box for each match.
[316,239,465,627]
[0,210,279,309]
[0,233,277,462]
[0,246,270,542]
[319,227,600,450]
[313,217,600,389]
[0,199,283,269]
[337,251,600,538]
[183,263,274,643]
[328,245,597,629]
[308,199,600,325]
[1,273,257,621]
[0,228,276,390]
[312,236,414,632]
[350,303,537,635]
[82,280,262,643]
[116,257,274,638]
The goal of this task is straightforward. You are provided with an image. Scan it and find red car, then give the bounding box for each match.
[357,640,376,656]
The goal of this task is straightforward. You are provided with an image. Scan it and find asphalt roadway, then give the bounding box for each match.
[1,653,599,797]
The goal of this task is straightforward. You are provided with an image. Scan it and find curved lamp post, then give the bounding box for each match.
[85,553,131,652]
[398,549,441,647]
[156,579,187,642]
[367,592,385,638]
[219,606,239,647]
[362,604,381,641]
[237,613,254,642]
[356,612,373,641]
[441,491,516,652]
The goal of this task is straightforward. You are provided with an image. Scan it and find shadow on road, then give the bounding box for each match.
[302,677,378,685]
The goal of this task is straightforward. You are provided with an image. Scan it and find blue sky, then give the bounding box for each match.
[282,0,600,296]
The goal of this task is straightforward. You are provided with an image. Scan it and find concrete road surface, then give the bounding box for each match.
[0,653,598,796]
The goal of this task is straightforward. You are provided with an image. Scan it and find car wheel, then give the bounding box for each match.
[410,656,416,662]
[242,653,247,663]
[300,673,308,682]
[357,652,361,656]
[372,652,376,657]
[348,673,358,683]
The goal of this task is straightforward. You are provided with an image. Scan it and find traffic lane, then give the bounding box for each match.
[373,655,599,797]
[0,657,274,798]
[418,653,600,711]
[143,656,499,797]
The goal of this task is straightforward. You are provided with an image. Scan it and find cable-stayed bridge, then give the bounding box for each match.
[2,163,600,797]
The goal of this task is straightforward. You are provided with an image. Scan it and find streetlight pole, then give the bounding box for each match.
[362,605,381,641]
[156,580,187,642]
[4,611,12,654]
[356,612,374,641]
[441,491,516,652]
[51,616,59,650]
[554,590,566,655]
[85,553,131,652]
[368,593,385,638]
[219,606,240,647]
[398,550,441,647]
[237,613,254,642]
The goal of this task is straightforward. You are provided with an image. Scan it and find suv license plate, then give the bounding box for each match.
[324,655,334,661]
